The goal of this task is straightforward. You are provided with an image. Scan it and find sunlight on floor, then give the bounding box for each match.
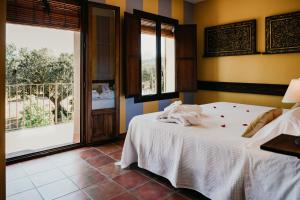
[6,122,76,158]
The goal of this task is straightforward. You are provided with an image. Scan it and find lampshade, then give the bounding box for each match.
[282,79,300,103]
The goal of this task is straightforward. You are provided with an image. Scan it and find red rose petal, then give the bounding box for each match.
[221,124,226,128]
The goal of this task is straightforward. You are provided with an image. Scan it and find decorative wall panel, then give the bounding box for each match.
[266,11,300,54]
[204,20,256,57]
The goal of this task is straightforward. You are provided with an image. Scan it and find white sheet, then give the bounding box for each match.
[92,98,114,110]
[120,102,300,200]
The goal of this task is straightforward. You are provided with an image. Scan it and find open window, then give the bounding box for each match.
[124,10,197,102]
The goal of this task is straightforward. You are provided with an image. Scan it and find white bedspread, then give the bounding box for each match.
[244,107,300,200]
[244,149,300,200]
[120,102,300,200]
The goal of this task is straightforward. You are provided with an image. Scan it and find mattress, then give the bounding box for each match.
[120,102,300,200]
[92,98,114,110]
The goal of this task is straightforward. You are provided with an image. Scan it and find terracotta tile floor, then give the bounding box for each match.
[6,140,209,200]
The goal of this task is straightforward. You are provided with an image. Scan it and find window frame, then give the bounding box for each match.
[133,10,179,103]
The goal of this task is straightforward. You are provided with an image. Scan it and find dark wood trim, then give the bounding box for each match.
[85,2,120,144]
[87,1,121,10]
[197,81,288,96]
[92,80,115,84]
[6,131,127,165]
[134,92,179,103]
[131,10,179,103]
[156,14,162,97]
[119,132,127,139]
[81,0,88,145]
[6,143,83,165]
[133,9,178,24]
[261,134,300,159]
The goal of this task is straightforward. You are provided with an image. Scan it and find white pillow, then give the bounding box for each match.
[247,107,300,148]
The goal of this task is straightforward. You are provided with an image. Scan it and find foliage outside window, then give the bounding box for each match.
[6,35,74,130]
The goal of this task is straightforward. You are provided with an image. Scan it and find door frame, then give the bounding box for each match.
[6,0,88,165]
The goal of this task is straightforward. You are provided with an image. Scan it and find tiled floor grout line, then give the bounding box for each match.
[6,141,203,200]
[6,187,34,198]
[51,188,81,200]
[30,171,67,189]
[109,179,153,200]
[7,188,45,200]
[81,188,93,200]
[126,179,152,192]
[6,146,111,199]
[35,187,46,200]
[6,174,37,198]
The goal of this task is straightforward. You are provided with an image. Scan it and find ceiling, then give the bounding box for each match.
[184,0,205,3]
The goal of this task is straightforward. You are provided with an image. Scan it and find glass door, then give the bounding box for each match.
[5,0,82,159]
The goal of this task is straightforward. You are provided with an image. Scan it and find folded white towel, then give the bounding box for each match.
[157,101,202,126]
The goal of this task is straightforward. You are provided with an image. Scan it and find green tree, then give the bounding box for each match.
[6,43,74,123]
[6,44,19,84]
[22,103,54,128]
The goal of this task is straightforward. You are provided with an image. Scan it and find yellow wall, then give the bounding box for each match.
[0,0,5,198]
[143,0,158,14]
[194,0,300,108]
[172,0,184,24]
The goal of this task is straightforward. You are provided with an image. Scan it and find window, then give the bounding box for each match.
[124,11,197,100]
[161,23,176,94]
[135,11,179,102]
[141,19,157,96]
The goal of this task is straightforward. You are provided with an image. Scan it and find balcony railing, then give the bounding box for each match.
[6,83,74,131]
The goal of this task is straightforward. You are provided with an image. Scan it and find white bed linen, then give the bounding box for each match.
[244,148,300,200]
[244,107,300,200]
[120,102,278,200]
[92,98,114,110]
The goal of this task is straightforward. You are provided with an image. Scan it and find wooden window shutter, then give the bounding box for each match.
[175,24,197,92]
[7,0,81,31]
[124,12,141,97]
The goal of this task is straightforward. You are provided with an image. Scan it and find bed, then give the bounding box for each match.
[92,98,115,110]
[92,83,115,110]
[120,102,300,200]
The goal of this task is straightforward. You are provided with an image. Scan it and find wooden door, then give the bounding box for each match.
[86,2,120,144]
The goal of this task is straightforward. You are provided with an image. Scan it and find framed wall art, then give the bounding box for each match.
[266,11,300,54]
[204,20,257,57]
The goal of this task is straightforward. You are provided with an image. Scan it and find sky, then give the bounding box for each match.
[6,23,75,56]
[141,33,156,60]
